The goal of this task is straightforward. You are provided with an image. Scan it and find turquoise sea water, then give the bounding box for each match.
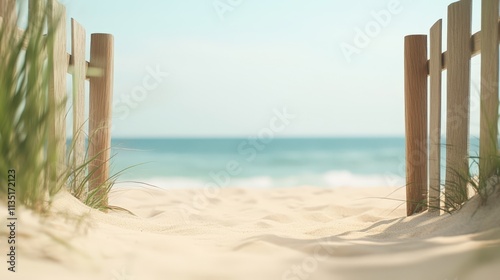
[106,137,480,189]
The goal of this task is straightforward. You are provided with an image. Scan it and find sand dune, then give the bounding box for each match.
[1,186,500,279]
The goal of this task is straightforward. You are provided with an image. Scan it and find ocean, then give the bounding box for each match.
[107,137,481,189]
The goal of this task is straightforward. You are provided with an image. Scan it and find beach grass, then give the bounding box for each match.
[425,152,500,214]
[0,0,62,212]
[66,148,120,211]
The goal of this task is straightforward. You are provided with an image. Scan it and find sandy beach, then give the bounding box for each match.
[3,0,500,279]
[1,185,499,280]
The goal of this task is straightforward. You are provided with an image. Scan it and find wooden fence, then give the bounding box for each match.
[405,0,499,216]
[0,0,114,206]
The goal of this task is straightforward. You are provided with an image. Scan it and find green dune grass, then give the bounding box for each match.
[0,1,61,213]
[0,0,114,213]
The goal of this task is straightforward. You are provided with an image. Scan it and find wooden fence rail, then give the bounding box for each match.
[0,0,114,206]
[405,0,499,216]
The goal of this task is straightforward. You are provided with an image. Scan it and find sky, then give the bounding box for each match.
[57,0,484,138]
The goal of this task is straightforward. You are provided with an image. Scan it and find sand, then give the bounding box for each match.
[1,185,500,280]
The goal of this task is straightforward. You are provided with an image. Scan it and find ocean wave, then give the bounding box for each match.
[322,170,404,188]
[114,170,405,189]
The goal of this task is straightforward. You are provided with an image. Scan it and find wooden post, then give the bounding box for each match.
[88,33,114,207]
[479,0,499,183]
[429,20,443,212]
[48,0,67,185]
[71,19,86,188]
[445,0,472,209]
[405,35,428,216]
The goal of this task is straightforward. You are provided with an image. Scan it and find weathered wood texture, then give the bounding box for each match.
[429,19,443,212]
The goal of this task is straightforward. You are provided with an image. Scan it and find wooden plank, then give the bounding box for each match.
[88,33,114,208]
[405,34,428,216]
[71,18,86,188]
[48,0,68,185]
[445,0,472,209]
[429,19,442,212]
[479,0,499,182]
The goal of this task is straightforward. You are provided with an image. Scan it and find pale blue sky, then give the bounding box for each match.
[60,0,483,137]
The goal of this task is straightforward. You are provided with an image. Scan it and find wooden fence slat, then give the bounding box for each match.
[405,35,428,216]
[88,33,114,207]
[48,0,67,184]
[71,18,86,188]
[429,19,442,212]
[479,0,499,182]
[445,0,472,209]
